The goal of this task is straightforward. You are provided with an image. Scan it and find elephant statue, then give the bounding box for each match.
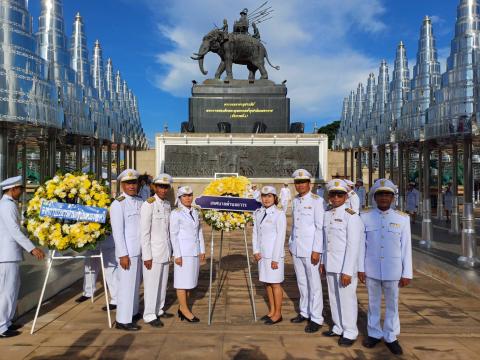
[191,29,280,81]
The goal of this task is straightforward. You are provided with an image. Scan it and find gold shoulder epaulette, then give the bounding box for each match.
[395,209,408,217]
[345,208,356,215]
[116,195,125,202]
[147,197,155,204]
[311,193,320,199]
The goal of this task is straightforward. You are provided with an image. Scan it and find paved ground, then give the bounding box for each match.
[2,222,480,359]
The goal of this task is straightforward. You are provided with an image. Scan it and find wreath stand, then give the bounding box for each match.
[207,228,257,325]
[30,250,112,334]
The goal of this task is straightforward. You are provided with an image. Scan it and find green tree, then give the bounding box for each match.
[317,121,340,149]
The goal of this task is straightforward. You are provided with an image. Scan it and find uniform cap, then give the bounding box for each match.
[260,185,277,195]
[117,169,139,182]
[0,176,22,190]
[344,179,355,187]
[177,186,193,197]
[371,178,397,194]
[326,179,348,193]
[153,173,172,185]
[292,169,312,180]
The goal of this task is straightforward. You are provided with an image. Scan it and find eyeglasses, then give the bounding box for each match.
[155,184,170,189]
[328,192,346,198]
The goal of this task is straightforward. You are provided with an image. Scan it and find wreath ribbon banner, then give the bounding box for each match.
[40,201,108,223]
[196,195,261,212]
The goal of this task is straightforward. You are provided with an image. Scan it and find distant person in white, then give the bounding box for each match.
[279,183,291,213]
[354,179,366,209]
[252,184,261,203]
[0,176,45,338]
[359,179,412,356]
[253,186,287,325]
[141,174,174,328]
[443,183,454,223]
[405,182,420,222]
[139,175,151,201]
[345,179,360,213]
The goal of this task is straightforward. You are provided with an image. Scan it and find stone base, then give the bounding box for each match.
[189,80,289,133]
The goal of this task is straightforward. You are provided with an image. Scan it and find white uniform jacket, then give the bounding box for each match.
[406,189,420,211]
[323,204,364,276]
[289,192,324,257]
[359,208,413,281]
[355,187,366,208]
[169,205,205,258]
[252,206,286,262]
[0,195,35,262]
[140,195,172,263]
[110,193,143,258]
[347,191,361,213]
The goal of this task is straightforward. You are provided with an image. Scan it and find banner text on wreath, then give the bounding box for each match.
[196,195,261,212]
[205,102,274,119]
[40,201,107,223]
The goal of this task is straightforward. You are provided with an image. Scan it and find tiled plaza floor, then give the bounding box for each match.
[2,221,480,360]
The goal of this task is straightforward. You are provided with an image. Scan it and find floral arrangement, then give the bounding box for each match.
[25,173,111,252]
[201,176,254,232]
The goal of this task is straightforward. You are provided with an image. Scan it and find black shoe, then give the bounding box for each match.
[132,313,142,322]
[115,322,141,331]
[385,340,403,355]
[8,324,23,331]
[102,304,117,311]
[159,312,174,319]
[304,321,322,333]
[75,295,91,303]
[264,316,282,325]
[0,329,20,338]
[148,318,164,328]
[290,314,308,323]
[338,336,355,347]
[362,336,382,348]
[322,330,341,337]
[177,309,200,323]
[260,315,271,321]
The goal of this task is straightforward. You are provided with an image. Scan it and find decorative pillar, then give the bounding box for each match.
[107,142,112,188]
[356,148,362,182]
[458,136,479,267]
[21,143,27,208]
[116,144,121,195]
[60,143,66,171]
[123,146,128,170]
[378,145,386,178]
[418,145,423,218]
[129,147,134,170]
[420,142,433,248]
[368,146,373,206]
[398,143,404,211]
[134,147,137,170]
[437,149,444,220]
[451,142,460,234]
[0,127,8,181]
[350,149,354,181]
[89,142,94,173]
[389,144,395,181]
[344,149,348,177]
[95,141,102,180]
[7,139,17,177]
[39,142,47,184]
[75,136,82,171]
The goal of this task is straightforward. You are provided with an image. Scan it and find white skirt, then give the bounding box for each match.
[174,256,200,289]
[258,258,284,284]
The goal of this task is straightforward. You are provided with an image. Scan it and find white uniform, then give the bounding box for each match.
[82,235,119,305]
[279,187,291,213]
[444,189,454,211]
[141,195,172,322]
[324,204,365,340]
[359,208,412,343]
[252,205,286,283]
[110,193,144,324]
[354,186,366,208]
[0,195,36,334]
[405,188,420,212]
[346,190,360,213]
[289,192,325,325]
[170,205,205,289]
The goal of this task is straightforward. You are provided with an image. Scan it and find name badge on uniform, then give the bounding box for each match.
[304,206,312,209]
[334,219,343,222]
[390,223,400,228]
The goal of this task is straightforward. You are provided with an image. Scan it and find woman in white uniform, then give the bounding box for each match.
[170,186,205,322]
[252,186,287,325]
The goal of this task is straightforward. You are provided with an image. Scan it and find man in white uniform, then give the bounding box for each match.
[289,169,325,333]
[279,183,291,213]
[110,169,144,331]
[141,173,174,328]
[322,179,364,347]
[0,176,45,338]
[354,179,366,209]
[405,182,420,222]
[75,235,119,312]
[345,179,360,213]
[359,179,412,356]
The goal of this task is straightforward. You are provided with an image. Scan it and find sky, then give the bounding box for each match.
[28,0,458,145]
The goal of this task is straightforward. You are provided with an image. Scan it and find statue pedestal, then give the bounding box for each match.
[189,79,290,133]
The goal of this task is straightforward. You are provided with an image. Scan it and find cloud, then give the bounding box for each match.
[140,0,386,124]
